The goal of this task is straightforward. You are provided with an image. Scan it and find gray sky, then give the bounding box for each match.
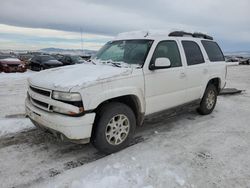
[0,0,249,51]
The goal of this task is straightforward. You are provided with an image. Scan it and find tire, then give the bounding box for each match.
[30,65,34,71]
[30,65,39,71]
[91,102,136,154]
[39,66,44,71]
[197,84,218,115]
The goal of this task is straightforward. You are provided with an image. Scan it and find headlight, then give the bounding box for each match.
[52,106,84,116]
[2,64,8,67]
[52,91,84,116]
[18,64,25,68]
[52,91,82,101]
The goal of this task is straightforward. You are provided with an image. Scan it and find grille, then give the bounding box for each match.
[28,85,52,111]
[30,86,51,97]
[31,98,49,109]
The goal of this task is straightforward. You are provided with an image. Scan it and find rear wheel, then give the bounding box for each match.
[91,102,136,154]
[197,84,217,115]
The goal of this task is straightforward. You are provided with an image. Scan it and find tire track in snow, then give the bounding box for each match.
[0,103,197,188]
[0,125,148,188]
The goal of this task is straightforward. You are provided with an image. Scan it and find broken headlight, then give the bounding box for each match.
[52,91,84,116]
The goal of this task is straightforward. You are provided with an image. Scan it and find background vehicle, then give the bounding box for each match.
[59,55,86,65]
[51,54,64,61]
[29,55,63,71]
[26,31,226,154]
[0,55,27,73]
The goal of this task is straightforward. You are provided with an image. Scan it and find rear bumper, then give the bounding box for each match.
[25,98,96,141]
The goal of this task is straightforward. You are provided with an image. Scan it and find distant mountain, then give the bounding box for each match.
[39,48,97,56]
[224,51,250,57]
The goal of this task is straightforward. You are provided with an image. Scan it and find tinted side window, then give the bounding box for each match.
[151,41,182,68]
[182,41,205,66]
[201,41,225,62]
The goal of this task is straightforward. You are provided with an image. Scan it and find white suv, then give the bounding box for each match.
[25,31,226,153]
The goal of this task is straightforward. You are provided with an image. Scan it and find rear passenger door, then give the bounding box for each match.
[144,40,188,115]
[181,40,209,101]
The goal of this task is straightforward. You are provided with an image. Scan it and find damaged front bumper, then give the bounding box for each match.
[25,98,96,143]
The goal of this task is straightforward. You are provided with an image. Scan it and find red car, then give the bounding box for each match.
[0,55,27,73]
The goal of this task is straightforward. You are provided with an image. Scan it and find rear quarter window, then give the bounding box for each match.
[201,41,225,62]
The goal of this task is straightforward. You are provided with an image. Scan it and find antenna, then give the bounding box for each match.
[144,31,149,37]
[80,27,84,55]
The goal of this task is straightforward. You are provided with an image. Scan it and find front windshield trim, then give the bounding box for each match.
[93,39,154,68]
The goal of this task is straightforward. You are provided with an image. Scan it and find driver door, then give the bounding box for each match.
[144,40,188,115]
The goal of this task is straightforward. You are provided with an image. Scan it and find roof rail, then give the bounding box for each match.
[168,31,213,40]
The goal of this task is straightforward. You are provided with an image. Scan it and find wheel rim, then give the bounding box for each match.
[105,114,130,145]
[206,90,216,110]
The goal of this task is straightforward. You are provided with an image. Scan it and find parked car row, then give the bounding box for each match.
[0,53,91,73]
[225,55,250,65]
[28,55,88,71]
[239,58,250,65]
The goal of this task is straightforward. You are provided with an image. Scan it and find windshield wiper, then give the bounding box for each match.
[87,59,96,65]
[88,59,133,68]
[107,61,121,67]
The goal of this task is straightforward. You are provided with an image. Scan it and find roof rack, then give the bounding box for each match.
[169,31,193,37]
[169,31,213,40]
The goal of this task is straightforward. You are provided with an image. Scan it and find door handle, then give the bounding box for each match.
[180,72,186,78]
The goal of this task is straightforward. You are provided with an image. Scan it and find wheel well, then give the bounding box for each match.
[208,78,221,93]
[94,95,143,126]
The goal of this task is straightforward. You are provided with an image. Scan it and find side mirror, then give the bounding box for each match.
[149,57,171,70]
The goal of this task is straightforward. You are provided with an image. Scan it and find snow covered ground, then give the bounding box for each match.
[0,66,250,188]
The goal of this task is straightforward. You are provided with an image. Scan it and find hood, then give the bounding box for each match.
[0,58,22,65]
[28,63,133,92]
[43,60,62,65]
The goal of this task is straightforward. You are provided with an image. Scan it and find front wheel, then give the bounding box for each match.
[39,66,44,71]
[91,102,136,154]
[197,84,218,115]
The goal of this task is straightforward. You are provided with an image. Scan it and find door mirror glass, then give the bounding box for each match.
[150,57,171,70]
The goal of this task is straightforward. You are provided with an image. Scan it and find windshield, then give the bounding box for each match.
[94,40,153,66]
[40,55,56,62]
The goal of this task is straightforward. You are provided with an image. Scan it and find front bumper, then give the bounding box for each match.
[25,98,96,141]
[2,65,27,73]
